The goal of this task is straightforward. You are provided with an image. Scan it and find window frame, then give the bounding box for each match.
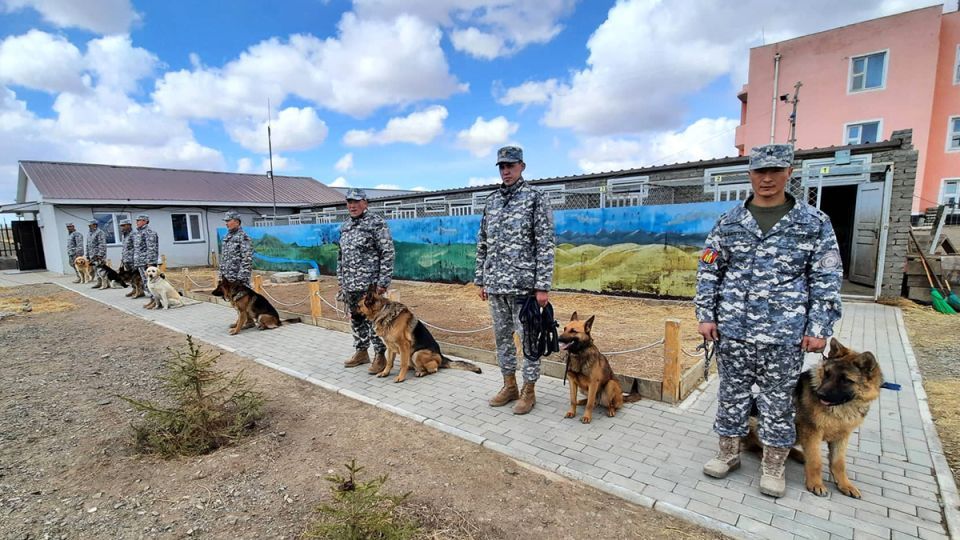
[954,44,960,86]
[171,212,204,243]
[92,211,130,246]
[848,49,889,93]
[842,119,883,145]
[947,116,960,153]
[940,178,960,212]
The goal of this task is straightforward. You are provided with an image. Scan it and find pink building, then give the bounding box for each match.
[735,5,960,217]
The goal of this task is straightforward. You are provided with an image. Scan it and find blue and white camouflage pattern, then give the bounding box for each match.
[132,224,159,267]
[66,230,84,264]
[85,227,106,263]
[337,210,394,292]
[220,227,253,286]
[496,146,523,164]
[749,144,794,170]
[489,293,541,383]
[120,227,134,268]
[694,194,843,345]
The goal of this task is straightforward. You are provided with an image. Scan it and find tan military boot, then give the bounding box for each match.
[512,382,536,415]
[489,374,519,407]
[368,351,386,374]
[344,349,370,368]
[703,436,741,478]
[759,445,790,498]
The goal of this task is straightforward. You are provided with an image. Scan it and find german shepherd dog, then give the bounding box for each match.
[558,312,641,423]
[357,285,481,383]
[212,277,281,335]
[94,260,127,289]
[118,264,144,297]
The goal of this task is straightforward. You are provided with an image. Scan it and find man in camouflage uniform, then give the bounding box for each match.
[219,210,253,286]
[119,219,136,296]
[65,222,84,283]
[337,188,395,373]
[475,146,555,415]
[696,144,842,498]
[86,220,107,288]
[132,214,160,307]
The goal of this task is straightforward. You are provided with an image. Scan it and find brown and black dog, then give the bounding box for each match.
[357,285,481,383]
[212,277,281,335]
[558,312,641,423]
[118,264,144,298]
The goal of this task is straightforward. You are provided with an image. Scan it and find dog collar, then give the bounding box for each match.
[880,382,901,391]
[231,290,247,301]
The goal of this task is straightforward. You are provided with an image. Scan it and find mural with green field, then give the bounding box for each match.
[220,200,737,298]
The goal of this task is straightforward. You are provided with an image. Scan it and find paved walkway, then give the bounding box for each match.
[6,272,958,540]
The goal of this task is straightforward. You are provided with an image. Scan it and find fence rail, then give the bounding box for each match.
[0,224,14,257]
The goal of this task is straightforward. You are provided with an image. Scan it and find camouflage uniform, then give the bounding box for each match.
[695,145,842,448]
[475,149,555,384]
[120,221,134,269]
[132,215,160,298]
[219,211,253,286]
[66,226,83,269]
[85,223,107,264]
[337,191,395,353]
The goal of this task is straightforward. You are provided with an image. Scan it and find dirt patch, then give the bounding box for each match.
[170,268,703,381]
[0,283,722,539]
[900,301,960,487]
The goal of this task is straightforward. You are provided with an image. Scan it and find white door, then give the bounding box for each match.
[848,182,883,286]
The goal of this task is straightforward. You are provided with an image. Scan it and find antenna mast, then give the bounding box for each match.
[267,99,277,219]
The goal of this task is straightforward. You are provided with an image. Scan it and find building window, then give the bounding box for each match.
[423,196,447,214]
[849,51,887,92]
[844,120,881,145]
[172,213,203,242]
[607,176,650,207]
[948,116,960,152]
[941,179,960,211]
[92,212,130,245]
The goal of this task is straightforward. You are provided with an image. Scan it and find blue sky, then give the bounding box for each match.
[0,0,942,207]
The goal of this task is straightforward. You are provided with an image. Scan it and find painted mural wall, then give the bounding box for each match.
[219,200,738,298]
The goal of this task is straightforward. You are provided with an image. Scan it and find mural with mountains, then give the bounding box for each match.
[219,200,737,298]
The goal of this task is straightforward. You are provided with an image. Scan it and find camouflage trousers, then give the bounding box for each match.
[714,338,804,448]
[345,290,386,354]
[488,293,540,383]
[137,266,154,299]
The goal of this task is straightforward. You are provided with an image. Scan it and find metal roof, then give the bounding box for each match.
[19,161,344,206]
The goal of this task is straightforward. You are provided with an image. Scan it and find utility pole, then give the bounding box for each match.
[784,81,802,146]
[267,100,277,219]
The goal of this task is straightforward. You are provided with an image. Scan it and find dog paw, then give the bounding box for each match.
[564,411,576,419]
[376,371,390,378]
[837,483,861,499]
[806,482,829,497]
[607,409,616,417]
[415,371,426,377]
[228,329,239,335]
[580,416,592,424]
[394,375,405,383]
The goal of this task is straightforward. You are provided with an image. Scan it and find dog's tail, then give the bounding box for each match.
[440,355,482,374]
[622,392,642,403]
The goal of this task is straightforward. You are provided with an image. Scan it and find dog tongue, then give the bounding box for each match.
[559,341,571,351]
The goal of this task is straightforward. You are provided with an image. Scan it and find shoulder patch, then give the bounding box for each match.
[700,248,719,265]
[818,249,842,270]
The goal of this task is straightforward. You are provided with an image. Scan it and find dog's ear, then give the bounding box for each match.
[855,351,880,379]
[584,315,595,333]
[570,311,578,321]
[159,272,165,279]
[828,338,848,359]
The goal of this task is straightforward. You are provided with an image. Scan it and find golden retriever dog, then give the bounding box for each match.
[73,256,93,284]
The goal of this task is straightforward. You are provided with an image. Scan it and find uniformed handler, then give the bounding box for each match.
[86,220,107,288]
[219,210,253,286]
[65,223,84,283]
[475,146,555,415]
[696,144,842,498]
[132,214,160,307]
[337,188,394,373]
[119,219,136,296]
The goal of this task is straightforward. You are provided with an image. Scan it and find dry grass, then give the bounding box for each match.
[0,293,76,314]
[399,501,485,540]
[925,379,960,482]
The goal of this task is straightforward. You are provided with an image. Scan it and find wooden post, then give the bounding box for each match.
[253,274,264,294]
[661,319,681,403]
[308,280,322,321]
[210,251,218,268]
[182,268,191,292]
[159,254,167,273]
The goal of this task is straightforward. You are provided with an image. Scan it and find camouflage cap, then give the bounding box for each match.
[749,144,794,170]
[135,214,150,221]
[119,219,132,226]
[223,210,241,221]
[88,219,98,226]
[496,145,523,165]
[66,222,75,227]
[344,188,368,201]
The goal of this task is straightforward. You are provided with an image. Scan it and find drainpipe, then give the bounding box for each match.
[770,52,781,144]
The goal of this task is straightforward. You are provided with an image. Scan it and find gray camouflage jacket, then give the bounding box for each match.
[694,194,843,345]
[67,231,83,261]
[86,229,106,263]
[132,225,159,267]
[220,227,253,284]
[120,230,134,267]
[337,211,395,292]
[475,179,555,294]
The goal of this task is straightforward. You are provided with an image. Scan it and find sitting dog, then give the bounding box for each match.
[558,312,641,423]
[74,256,93,284]
[211,277,281,335]
[144,266,185,309]
[118,264,144,298]
[357,285,481,383]
[94,261,128,289]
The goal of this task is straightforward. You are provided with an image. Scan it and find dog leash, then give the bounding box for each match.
[880,382,901,391]
[697,337,717,381]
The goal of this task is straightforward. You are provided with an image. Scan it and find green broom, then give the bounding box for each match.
[910,231,956,314]
[942,278,960,312]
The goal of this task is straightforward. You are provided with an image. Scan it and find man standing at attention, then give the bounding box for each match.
[86,220,106,288]
[337,188,394,374]
[219,210,253,286]
[696,144,842,497]
[65,222,84,283]
[132,214,160,308]
[475,146,555,415]
[119,218,137,297]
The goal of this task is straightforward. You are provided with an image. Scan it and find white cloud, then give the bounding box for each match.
[85,35,157,93]
[0,30,85,93]
[353,0,576,59]
[52,86,189,145]
[496,78,558,109]
[572,117,739,172]
[2,0,141,34]
[411,186,427,191]
[227,106,329,153]
[343,105,448,146]
[374,183,401,190]
[467,176,500,186]
[236,157,255,173]
[456,116,518,157]
[335,152,354,172]
[153,14,464,120]
[329,176,350,187]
